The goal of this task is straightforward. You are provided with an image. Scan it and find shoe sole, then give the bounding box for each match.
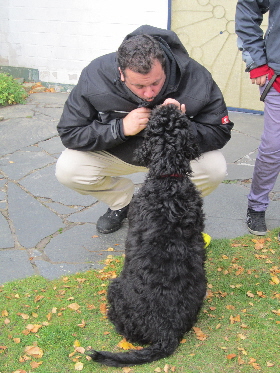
[247,226,267,236]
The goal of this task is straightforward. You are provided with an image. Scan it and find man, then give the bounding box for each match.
[56,25,233,234]
[235,1,280,235]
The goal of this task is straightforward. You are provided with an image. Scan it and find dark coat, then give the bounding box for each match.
[57,25,233,165]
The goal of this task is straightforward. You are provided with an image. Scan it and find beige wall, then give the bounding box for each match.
[171,0,268,111]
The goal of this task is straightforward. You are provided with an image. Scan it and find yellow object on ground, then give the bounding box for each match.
[202,232,211,248]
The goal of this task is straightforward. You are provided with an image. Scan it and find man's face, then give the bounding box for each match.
[119,59,166,102]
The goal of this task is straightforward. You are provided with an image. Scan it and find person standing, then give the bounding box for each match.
[235,0,280,235]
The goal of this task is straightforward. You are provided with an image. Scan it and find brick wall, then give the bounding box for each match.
[0,0,169,86]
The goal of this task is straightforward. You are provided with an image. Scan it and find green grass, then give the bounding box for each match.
[1,230,279,373]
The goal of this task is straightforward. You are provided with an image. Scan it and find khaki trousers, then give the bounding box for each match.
[55,149,227,210]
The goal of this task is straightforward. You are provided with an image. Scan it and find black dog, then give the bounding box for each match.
[88,104,207,367]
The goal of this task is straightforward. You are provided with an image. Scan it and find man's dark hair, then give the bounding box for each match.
[117,34,166,75]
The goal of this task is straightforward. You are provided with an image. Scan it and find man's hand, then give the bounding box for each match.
[162,98,186,113]
[251,74,267,86]
[122,107,151,136]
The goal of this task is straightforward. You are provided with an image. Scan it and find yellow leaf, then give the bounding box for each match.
[154,368,161,372]
[164,364,170,372]
[237,333,247,340]
[123,368,132,373]
[13,338,21,344]
[246,291,254,298]
[73,340,81,347]
[117,338,137,350]
[267,362,275,367]
[271,275,280,284]
[226,305,235,310]
[1,310,8,317]
[75,361,83,371]
[230,314,241,324]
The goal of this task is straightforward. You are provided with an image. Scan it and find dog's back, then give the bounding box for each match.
[88,105,207,367]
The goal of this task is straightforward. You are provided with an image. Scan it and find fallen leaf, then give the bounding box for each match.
[271,275,280,284]
[100,303,107,315]
[1,310,8,317]
[226,354,237,360]
[226,305,235,310]
[154,368,161,372]
[73,340,81,347]
[246,291,254,298]
[257,291,266,298]
[237,333,247,340]
[267,361,275,367]
[75,361,83,370]
[230,314,241,324]
[164,364,170,372]
[76,278,86,283]
[24,345,43,358]
[26,324,42,333]
[17,313,29,320]
[34,295,44,303]
[123,368,132,373]
[75,347,85,354]
[13,338,21,343]
[192,326,207,341]
[68,303,80,311]
[30,361,43,368]
[77,319,86,328]
[117,338,137,350]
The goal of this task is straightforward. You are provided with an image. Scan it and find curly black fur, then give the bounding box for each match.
[88,104,207,367]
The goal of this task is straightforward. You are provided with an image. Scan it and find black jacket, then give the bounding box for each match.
[57,25,233,165]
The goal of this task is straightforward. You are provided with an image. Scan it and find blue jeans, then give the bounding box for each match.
[248,84,280,211]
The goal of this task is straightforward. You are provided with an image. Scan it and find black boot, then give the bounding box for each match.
[246,208,267,235]
[96,205,129,234]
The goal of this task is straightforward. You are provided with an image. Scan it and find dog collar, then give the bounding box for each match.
[160,174,185,178]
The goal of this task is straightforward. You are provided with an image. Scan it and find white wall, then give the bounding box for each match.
[0,0,169,85]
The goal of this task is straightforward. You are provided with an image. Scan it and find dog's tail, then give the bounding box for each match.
[87,337,179,367]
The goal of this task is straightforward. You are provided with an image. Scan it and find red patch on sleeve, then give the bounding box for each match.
[222,115,230,124]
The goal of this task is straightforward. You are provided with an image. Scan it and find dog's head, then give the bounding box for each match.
[134,104,200,176]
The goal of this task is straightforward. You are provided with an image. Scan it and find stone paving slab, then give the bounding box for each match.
[0,93,279,285]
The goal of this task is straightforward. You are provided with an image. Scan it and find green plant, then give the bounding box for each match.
[0,73,27,106]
